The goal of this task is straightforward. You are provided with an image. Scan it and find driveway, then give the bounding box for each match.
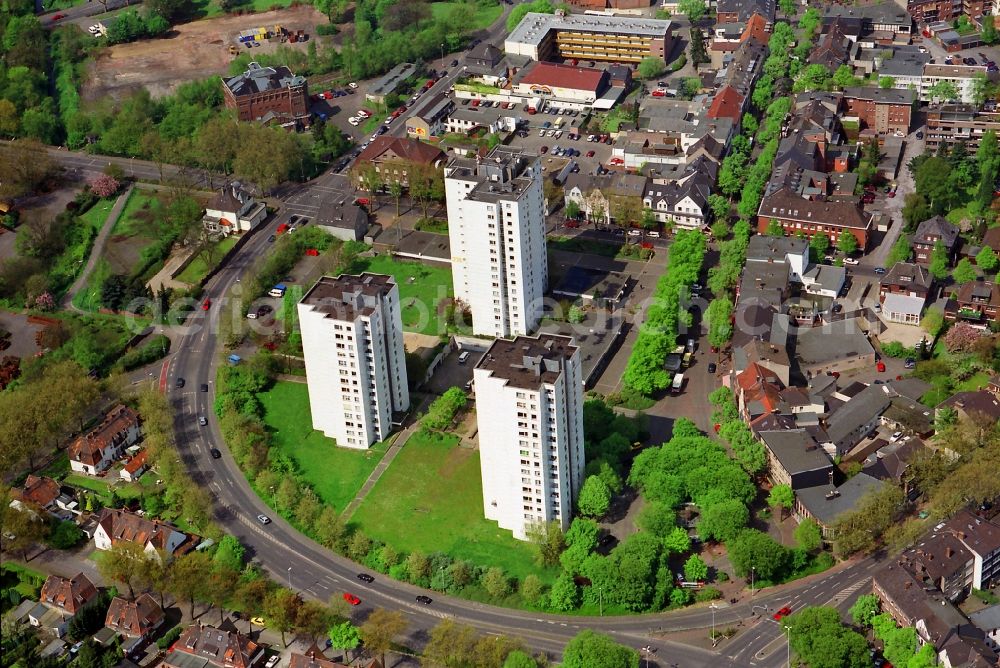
[863,129,924,269]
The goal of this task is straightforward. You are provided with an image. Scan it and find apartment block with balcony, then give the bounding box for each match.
[474,334,585,540]
[505,12,675,64]
[925,103,1000,153]
[297,274,410,448]
[445,147,547,338]
[946,280,1000,326]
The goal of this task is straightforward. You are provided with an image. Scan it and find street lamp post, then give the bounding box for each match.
[784,624,792,668]
[440,43,445,65]
[598,586,604,617]
[751,566,756,597]
[709,603,721,646]
[287,566,292,589]
[640,645,656,668]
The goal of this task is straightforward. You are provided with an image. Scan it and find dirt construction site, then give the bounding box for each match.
[82,5,326,102]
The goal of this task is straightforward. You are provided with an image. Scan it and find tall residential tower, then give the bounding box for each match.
[298,274,409,448]
[473,334,585,540]
[445,146,547,338]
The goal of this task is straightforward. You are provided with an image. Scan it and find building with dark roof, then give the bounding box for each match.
[404,93,454,139]
[938,389,1000,423]
[823,383,891,454]
[880,262,934,325]
[808,20,855,70]
[505,12,675,64]
[841,86,916,135]
[913,215,959,265]
[68,404,142,475]
[757,186,873,250]
[40,573,98,615]
[105,594,164,639]
[354,137,446,189]
[946,281,1000,326]
[824,2,913,40]
[794,321,878,383]
[94,507,198,557]
[164,625,265,668]
[716,0,775,26]
[795,472,887,538]
[758,429,834,490]
[222,62,308,125]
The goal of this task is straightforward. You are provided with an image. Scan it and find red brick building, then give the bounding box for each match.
[222,62,310,126]
[841,86,916,135]
[757,187,873,250]
[564,0,651,7]
[907,0,985,23]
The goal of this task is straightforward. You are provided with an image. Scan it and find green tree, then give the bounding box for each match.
[831,64,858,89]
[794,518,823,552]
[708,194,730,222]
[265,589,301,647]
[698,499,749,543]
[878,75,896,89]
[562,630,639,668]
[683,554,708,582]
[678,0,706,21]
[689,27,708,66]
[793,64,832,93]
[983,16,999,44]
[785,606,871,668]
[886,235,912,265]
[565,199,581,220]
[767,484,794,520]
[921,307,945,338]
[328,621,361,659]
[837,231,859,255]
[578,475,612,518]
[482,567,511,598]
[503,650,539,668]
[727,529,789,581]
[637,56,666,80]
[929,240,951,280]
[548,572,580,611]
[663,526,692,555]
[954,257,977,283]
[978,246,999,273]
[96,541,152,600]
[810,233,830,261]
[636,501,676,538]
[972,72,990,107]
[928,80,959,102]
[213,535,245,572]
[765,218,784,236]
[706,297,734,349]
[527,520,565,567]
[849,594,880,627]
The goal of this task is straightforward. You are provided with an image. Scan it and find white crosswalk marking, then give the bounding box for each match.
[827,578,871,605]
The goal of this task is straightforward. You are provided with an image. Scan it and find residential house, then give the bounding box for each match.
[202,182,267,236]
[445,107,518,135]
[971,605,1000,653]
[68,404,142,475]
[822,383,892,455]
[563,172,647,226]
[746,235,810,282]
[841,87,916,136]
[314,197,369,242]
[758,429,835,490]
[710,13,769,69]
[104,594,164,639]
[873,562,998,666]
[163,625,265,668]
[222,62,309,126]
[809,20,856,70]
[733,338,793,387]
[733,362,785,426]
[354,137,446,189]
[907,0,986,24]
[801,264,846,299]
[925,103,1000,153]
[946,281,1000,326]
[706,86,745,126]
[877,47,931,93]
[879,262,933,325]
[795,472,887,540]
[719,39,767,100]
[120,450,148,482]
[822,2,913,42]
[640,163,713,229]
[756,187,873,250]
[716,0,775,27]
[366,63,416,104]
[913,215,959,265]
[937,390,1000,423]
[404,93,454,139]
[94,507,197,558]
[30,573,99,637]
[289,646,382,668]
[10,475,64,516]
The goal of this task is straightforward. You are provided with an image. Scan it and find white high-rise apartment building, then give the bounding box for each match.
[298,273,409,448]
[445,146,547,338]
[473,334,585,540]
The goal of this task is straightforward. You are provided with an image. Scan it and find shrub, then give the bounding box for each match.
[157,626,183,649]
[119,335,171,371]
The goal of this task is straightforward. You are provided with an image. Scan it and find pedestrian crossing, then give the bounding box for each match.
[826,577,871,606]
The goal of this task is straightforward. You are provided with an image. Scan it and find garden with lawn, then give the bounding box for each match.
[429,0,503,31]
[352,255,466,335]
[259,381,388,511]
[351,429,547,581]
[175,236,238,285]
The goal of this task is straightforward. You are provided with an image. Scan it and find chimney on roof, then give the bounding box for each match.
[946,546,954,559]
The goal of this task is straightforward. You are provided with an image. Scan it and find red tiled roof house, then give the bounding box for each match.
[105,593,165,639]
[69,404,142,475]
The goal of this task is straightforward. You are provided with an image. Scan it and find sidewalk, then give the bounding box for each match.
[62,184,134,311]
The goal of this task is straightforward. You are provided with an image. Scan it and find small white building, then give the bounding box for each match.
[474,334,585,541]
[802,264,846,299]
[94,507,192,558]
[297,273,410,448]
[68,405,142,475]
[202,182,267,236]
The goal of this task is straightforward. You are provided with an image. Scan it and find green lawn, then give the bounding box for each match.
[956,371,990,393]
[63,473,145,502]
[353,255,460,335]
[110,191,162,238]
[549,235,620,258]
[78,197,117,230]
[72,257,111,312]
[352,429,551,581]
[430,0,503,30]
[259,381,387,511]
[189,0,294,19]
[175,236,238,285]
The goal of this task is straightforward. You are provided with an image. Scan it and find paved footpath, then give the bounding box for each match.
[62,184,134,311]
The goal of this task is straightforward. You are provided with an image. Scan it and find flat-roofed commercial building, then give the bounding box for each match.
[505,12,675,64]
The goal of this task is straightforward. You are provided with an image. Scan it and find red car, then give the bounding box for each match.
[355,198,370,206]
[540,146,548,153]
[585,150,595,157]
[343,593,361,606]
[564,220,580,228]
[877,361,886,373]
[424,80,435,89]
[772,606,792,621]
[202,298,212,311]
[50,12,65,20]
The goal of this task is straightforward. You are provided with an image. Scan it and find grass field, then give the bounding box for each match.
[430,0,503,31]
[259,381,387,511]
[353,255,460,335]
[352,429,551,581]
[72,257,112,312]
[175,236,238,285]
[190,0,295,19]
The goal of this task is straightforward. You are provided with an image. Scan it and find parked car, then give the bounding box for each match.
[199,416,207,426]
[874,266,886,274]
[904,357,916,369]
[201,383,209,392]
[357,573,375,583]
[707,363,717,374]
[348,82,358,89]
[458,351,471,364]
[585,150,595,158]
